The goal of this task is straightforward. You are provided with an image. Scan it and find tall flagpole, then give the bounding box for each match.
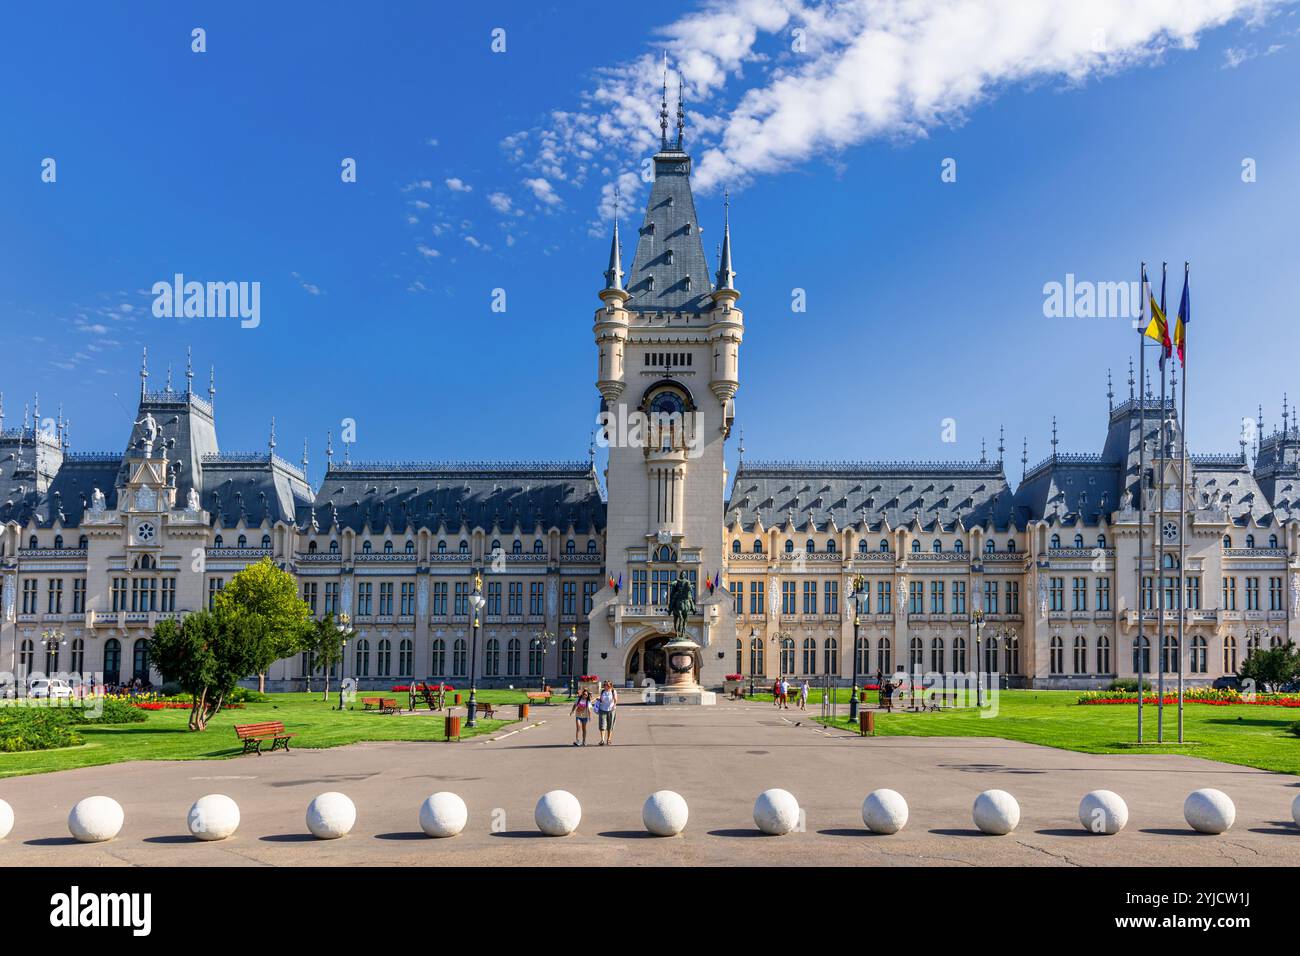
[1177,261,1189,743]
[1156,261,1168,743]
[1136,262,1148,743]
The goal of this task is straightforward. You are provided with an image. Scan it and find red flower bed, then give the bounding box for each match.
[392,683,455,692]
[578,675,600,683]
[130,701,245,711]
[1081,696,1300,708]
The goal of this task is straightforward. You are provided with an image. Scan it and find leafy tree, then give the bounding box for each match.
[1237,641,1300,694]
[305,614,345,700]
[150,609,260,730]
[214,558,314,692]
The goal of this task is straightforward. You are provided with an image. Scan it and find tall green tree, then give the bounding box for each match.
[214,558,314,692]
[150,609,260,730]
[1238,641,1300,694]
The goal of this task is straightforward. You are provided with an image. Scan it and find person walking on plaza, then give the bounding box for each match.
[799,679,810,710]
[772,676,781,707]
[779,677,790,710]
[570,688,593,746]
[597,680,619,745]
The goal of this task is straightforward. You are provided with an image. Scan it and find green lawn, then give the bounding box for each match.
[0,689,554,778]
[815,690,1300,775]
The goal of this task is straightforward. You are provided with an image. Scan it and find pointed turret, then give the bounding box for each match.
[602,218,625,294]
[714,189,737,294]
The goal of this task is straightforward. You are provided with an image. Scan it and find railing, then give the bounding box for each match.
[355,553,417,563]
[1223,548,1287,559]
[206,548,273,560]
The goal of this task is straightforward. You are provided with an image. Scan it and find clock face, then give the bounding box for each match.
[1161,520,1179,542]
[649,390,685,417]
[136,521,156,543]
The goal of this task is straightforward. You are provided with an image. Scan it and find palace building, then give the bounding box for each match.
[3,122,1297,693]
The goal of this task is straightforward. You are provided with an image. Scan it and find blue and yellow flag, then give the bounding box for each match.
[1143,263,1171,363]
[1174,264,1189,366]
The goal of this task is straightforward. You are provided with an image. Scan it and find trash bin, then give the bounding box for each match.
[444,715,461,741]
[859,710,875,736]
[454,693,461,705]
[519,702,530,720]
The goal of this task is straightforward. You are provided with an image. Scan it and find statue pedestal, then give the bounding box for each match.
[651,637,716,706]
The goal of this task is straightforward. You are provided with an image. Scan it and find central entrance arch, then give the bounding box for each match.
[625,631,672,686]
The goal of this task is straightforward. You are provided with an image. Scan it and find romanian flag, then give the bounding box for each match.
[1142,263,1171,362]
[1174,264,1189,366]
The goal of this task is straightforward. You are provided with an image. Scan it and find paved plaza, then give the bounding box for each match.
[2,699,1298,866]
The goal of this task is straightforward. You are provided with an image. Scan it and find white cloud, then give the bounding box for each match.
[506,0,1289,199]
[523,177,563,206]
[487,191,516,214]
[409,199,431,209]
[417,244,441,259]
[291,271,323,295]
[402,179,433,191]
[446,177,473,192]
[426,137,440,147]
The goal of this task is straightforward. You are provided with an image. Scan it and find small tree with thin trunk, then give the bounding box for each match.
[150,609,260,731]
[308,614,345,700]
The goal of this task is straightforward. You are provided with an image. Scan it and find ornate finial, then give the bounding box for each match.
[186,347,194,393]
[998,425,1005,465]
[675,72,685,148]
[326,429,334,466]
[302,437,309,471]
[715,187,736,291]
[738,424,745,465]
[1258,404,1264,458]
[980,437,987,463]
[659,52,669,149]
[1107,368,1113,411]
[268,417,276,454]
[1021,437,1028,479]
[344,434,351,465]
[32,392,39,432]
[1051,417,1058,455]
[56,403,64,447]
[1284,393,1290,435]
[208,365,216,408]
[1128,356,1134,400]
[588,430,595,467]
[0,391,5,432]
[165,363,173,392]
[1144,367,1151,400]
[140,346,149,398]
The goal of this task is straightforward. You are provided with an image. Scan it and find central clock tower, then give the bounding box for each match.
[586,110,743,696]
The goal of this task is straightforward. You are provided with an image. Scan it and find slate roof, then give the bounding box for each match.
[201,454,314,529]
[625,146,715,313]
[726,461,1019,533]
[305,462,607,535]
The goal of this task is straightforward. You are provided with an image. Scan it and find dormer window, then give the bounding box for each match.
[646,275,656,291]
[665,250,674,265]
[683,275,691,291]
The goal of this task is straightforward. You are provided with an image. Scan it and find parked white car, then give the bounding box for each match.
[28,678,73,700]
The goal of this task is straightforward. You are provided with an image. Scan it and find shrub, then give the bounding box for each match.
[228,687,268,704]
[0,709,84,752]
[1107,679,1152,692]
[159,681,183,696]
[78,698,148,725]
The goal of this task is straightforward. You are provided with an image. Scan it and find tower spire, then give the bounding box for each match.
[140,346,149,399]
[208,365,216,409]
[675,72,685,148]
[1021,437,1028,480]
[1107,368,1113,411]
[326,429,334,468]
[1128,357,1135,400]
[715,187,736,291]
[603,185,624,292]
[185,347,194,394]
[268,417,276,455]
[1051,417,1058,456]
[659,52,669,150]
[998,425,1005,465]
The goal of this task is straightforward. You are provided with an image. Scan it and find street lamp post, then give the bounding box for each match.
[970,607,985,709]
[566,625,577,699]
[335,613,353,710]
[748,627,758,698]
[849,574,865,722]
[536,629,556,691]
[466,573,486,727]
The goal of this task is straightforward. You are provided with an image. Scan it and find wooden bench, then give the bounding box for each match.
[526,691,552,704]
[234,720,296,755]
[361,696,400,714]
[472,701,495,719]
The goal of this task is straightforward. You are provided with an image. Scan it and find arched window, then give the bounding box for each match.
[528,638,544,676]
[70,638,84,676]
[805,539,816,554]
[406,540,415,554]
[308,540,318,553]
[801,637,817,675]
[953,540,963,553]
[132,638,151,681]
[877,637,892,673]
[534,540,545,554]
[654,544,675,563]
[1006,539,1016,552]
[506,638,521,676]
[431,638,446,676]
[1097,534,1107,549]
[879,539,890,552]
[778,636,795,674]
[103,638,121,683]
[752,636,768,676]
[858,539,868,554]
[512,540,523,554]
[54,534,63,549]
[16,639,33,677]
[753,540,764,553]
[1049,636,1064,675]
[45,639,59,675]
[484,639,500,676]
[855,634,870,674]
[1132,636,1150,674]
[1222,635,1238,673]
[784,540,795,554]
[1162,552,1179,569]
[985,539,995,554]
[1096,635,1111,673]
[984,635,999,674]
[377,639,392,677]
[1269,535,1278,549]
[930,637,944,672]
[1050,534,1061,549]
[735,637,743,673]
[437,540,447,554]
[826,539,837,553]
[568,539,578,554]
[823,637,839,675]
[330,539,340,553]
[587,540,598,553]
[1073,635,1087,674]
[1222,535,1231,549]
[732,539,741,554]
[910,540,921,554]
[953,636,966,672]
[1073,534,1084,549]
[262,534,272,550]
[459,540,469,554]
[236,534,246,548]
[932,539,942,553]
[78,536,87,549]
[396,639,412,677]
[453,638,467,676]
[1004,635,1020,674]
[28,535,37,550]
[355,639,371,677]
[383,540,393,554]
[490,540,501,554]
[1162,634,1179,673]
[362,539,375,554]
[1245,534,1255,549]
[1190,635,1208,674]
[908,636,923,670]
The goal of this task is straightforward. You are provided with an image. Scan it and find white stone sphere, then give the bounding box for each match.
[753,788,800,835]
[534,790,581,836]
[419,792,468,838]
[306,792,356,840]
[0,799,12,840]
[1077,790,1128,835]
[187,794,240,841]
[1292,793,1300,828]
[861,789,909,834]
[1184,788,1235,834]
[642,790,689,837]
[67,795,124,843]
[972,789,1020,835]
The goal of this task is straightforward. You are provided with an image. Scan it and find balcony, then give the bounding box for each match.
[355,553,417,564]
[207,548,273,561]
[296,551,342,563]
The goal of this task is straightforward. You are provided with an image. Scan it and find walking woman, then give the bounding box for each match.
[570,688,593,746]
[597,680,619,745]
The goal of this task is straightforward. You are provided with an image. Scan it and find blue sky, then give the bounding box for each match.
[2,0,1298,489]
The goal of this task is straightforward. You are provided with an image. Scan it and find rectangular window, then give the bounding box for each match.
[378,582,394,616]
[1049,577,1064,612]
[751,580,765,615]
[876,580,891,615]
[652,570,674,605]
[1096,578,1111,612]
[782,581,797,615]
[454,582,469,616]
[401,582,415,616]
[1245,576,1260,611]
[72,578,86,614]
[357,582,373,616]
[631,570,648,606]
[206,578,223,611]
[802,580,817,614]
[1072,577,1087,612]
[562,581,577,616]
[929,580,944,614]
[582,582,597,614]
[47,578,63,614]
[1005,581,1019,615]
[1269,576,1283,612]
[431,582,447,616]
[508,582,523,615]
[324,582,339,614]
[1185,575,1200,611]
[983,580,998,614]
[22,579,38,614]
[733,580,744,616]
[909,581,923,615]
[161,577,176,612]
[952,580,966,616]
[1222,576,1236,611]
[486,581,502,615]
[529,582,544,616]
[303,582,318,613]
[824,579,838,615]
